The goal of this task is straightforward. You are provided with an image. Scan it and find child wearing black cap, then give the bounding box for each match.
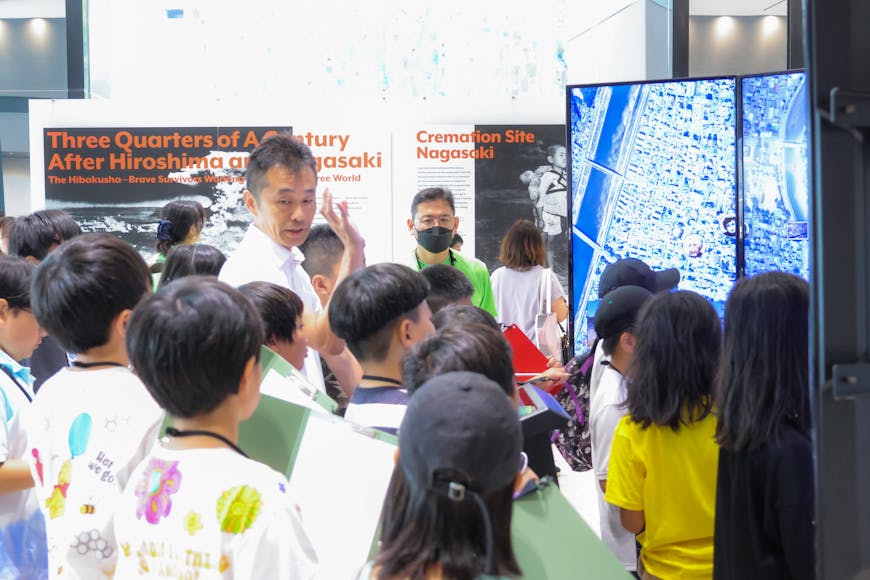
[589,285,652,575]
[365,371,524,579]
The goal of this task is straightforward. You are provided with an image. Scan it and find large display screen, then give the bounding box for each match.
[741,71,809,279]
[568,78,738,352]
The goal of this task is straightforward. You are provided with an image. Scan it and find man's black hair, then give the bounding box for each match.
[238,281,304,344]
[410,187,455,218]
[127,277,264,418]
[431,304,499,331]
[31,233,151,354]
[246,133,318,199]
[0,255,35,310]
[159,243,227,286]
[299,224,344,279]
[329,263,429,362]
[402,323,515,396]
[420,264,474,314]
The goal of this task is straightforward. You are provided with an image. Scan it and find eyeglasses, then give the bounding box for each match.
[415,216,454,229]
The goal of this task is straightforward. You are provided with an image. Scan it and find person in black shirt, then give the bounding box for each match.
[713,272,813,580]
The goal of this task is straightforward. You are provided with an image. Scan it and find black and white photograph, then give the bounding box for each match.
[473,124,568,290]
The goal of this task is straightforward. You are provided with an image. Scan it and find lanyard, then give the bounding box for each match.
[164,426,248,458]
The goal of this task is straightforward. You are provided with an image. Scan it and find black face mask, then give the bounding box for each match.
[416,226,454,254]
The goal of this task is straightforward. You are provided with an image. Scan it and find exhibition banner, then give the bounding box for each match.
[43,126,289,258]
[298,128,393,265]
[394,124,567,287]
[33,110,565,275]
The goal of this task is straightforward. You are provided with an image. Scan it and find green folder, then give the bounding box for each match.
[512,480,632,579]
[259,345,338,413]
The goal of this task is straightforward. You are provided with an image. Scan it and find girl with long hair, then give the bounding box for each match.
[713,272,813,580]
[605,290,722,579]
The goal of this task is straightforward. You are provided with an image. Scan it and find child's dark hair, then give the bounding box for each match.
[31,233,151,353]
[375,466,519,580]
[626,290,721,431]
[238,281,304,345]
[299,224,344,279]
[154,200,207,257]
[127,277,264,418]
[8,210,81,261]
[329,264,429,362]
[159,243,227,286]
[431,304,499,331]
[402,323,515,396]
[420,264,474,314]
[715,272,810,451]
[0,256,35,309]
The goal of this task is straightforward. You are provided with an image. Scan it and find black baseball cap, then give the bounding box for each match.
[594,285,653,340]
[598,258,680,298]
[399,371,522,498]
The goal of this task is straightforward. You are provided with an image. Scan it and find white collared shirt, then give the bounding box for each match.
[220,224,326,392]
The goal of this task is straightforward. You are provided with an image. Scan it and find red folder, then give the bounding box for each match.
[503,324,550,378]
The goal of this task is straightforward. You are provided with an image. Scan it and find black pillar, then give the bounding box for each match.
[65,0,85,98]
[788,0,804,69]
[807,0,870,577]
[672,0,689,78]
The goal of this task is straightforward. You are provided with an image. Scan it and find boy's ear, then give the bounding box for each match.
[114,309,133,338]
[237,356,262,420]
[396,318,415,349]
[311,274,329,297]
[393,448,399,466]
[621,331,637,353]
[0,298,9,319]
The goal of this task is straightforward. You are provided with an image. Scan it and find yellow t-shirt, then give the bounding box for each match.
[605,412,719,579]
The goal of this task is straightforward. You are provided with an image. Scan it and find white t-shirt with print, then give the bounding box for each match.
[590,363,636,571]
[24,366,163,578]
[113,446,318,579]
[491,266,565,341]
[0,359,48,578]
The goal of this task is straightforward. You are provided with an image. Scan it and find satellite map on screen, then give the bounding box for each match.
[569,78,737,351]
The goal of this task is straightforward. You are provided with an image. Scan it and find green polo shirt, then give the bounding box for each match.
[410,248,498,317]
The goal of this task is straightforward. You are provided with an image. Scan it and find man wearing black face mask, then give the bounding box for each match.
[406,187,497,316]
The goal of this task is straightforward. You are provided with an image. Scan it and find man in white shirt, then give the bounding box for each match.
[220,134,364,393]
[589,284,652,574]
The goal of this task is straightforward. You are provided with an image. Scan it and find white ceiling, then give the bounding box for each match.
[690,0,788,16]
[0,0,65,19]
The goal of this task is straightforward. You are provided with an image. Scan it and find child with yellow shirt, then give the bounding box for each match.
[605,291,721,580]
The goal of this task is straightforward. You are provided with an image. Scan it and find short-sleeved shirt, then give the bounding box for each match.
[113,446,318,579]
[408,249,497,317]
[713,425,814,580]
[605,412,719,579]
[589,364,635,571]
[0,350,48,578]
[25,366,163,578]
[344,386,409,436]
[491,266,564,341]
[220,223,326,392]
